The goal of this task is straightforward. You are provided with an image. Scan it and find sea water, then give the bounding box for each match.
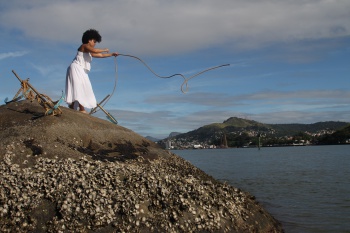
[172,145,350,233]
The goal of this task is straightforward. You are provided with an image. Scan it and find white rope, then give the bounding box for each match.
[118,54,230,93]
[95,54,230,112]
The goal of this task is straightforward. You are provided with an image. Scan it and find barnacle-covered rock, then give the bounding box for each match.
[0,100,283,232]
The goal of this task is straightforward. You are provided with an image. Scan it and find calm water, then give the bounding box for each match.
[172,145,350,233]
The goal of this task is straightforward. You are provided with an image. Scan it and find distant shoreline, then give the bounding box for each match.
[169,143,350,150]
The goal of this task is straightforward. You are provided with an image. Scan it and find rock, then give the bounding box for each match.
[0,100,284,232]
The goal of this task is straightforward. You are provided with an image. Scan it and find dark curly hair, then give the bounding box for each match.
[82,29,102,44]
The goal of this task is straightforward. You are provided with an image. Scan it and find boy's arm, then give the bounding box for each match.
[91,52,118,58]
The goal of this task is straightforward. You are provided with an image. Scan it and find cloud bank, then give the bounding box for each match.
[1,0,349,55]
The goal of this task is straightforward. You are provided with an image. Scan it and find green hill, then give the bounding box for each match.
[222,117,266,128]
[318,125,350,144]
[163,117,350,148]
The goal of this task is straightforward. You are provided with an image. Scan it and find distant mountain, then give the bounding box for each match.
[266,121,350,137]
[145,136,161,142]
[168,117,270,141]
[145,132,182,142]
[168,132,182,138]
[161,117,350,148]
[222,117,266,128]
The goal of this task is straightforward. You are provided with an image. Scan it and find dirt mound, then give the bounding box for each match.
[0,100,283,232]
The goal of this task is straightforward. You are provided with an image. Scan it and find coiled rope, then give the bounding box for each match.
[96,54,230,110]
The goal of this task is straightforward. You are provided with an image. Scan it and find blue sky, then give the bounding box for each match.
[1,0,349,139]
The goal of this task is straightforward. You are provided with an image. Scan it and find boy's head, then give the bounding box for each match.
[82,29,102,44]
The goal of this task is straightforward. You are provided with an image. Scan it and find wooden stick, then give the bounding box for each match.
[90,94,110,115]
[96,103,118,124]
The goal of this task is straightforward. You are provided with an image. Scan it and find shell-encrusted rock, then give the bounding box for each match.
[0,101,283,233]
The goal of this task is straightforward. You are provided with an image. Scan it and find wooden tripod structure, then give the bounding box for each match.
[7,70,63,116]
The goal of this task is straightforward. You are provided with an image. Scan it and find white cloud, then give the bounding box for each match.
[1,0,349,56]
[252,110,350,124]
[0,51,28,60]
[145,89,350,107]
[241,89,350,101]
[30,63,63,77]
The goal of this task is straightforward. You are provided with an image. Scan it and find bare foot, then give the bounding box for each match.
[79,110,88,114]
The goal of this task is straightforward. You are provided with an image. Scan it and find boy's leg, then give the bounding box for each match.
[78,103,88,114]
[69,101,79,110]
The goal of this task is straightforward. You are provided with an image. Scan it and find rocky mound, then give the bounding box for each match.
[0,100,284,232]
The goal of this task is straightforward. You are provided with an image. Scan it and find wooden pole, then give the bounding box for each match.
[90,94,110,115]
[96,103,118,124]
